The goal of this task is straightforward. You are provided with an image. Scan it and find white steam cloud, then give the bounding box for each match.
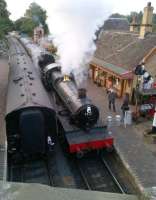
[21,37,46,68]
[47,0,112,86]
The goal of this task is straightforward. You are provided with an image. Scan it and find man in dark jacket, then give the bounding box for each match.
[108,88,117,112]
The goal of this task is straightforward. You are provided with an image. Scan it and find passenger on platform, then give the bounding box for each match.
[121,93,130,121]
[143,76,154,89]
[147,108,156,135]
[108,88,117,112]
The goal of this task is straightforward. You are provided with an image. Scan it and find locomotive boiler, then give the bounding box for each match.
[6,37,56,161]
[39,62,99,129]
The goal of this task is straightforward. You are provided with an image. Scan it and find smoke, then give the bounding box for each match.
[21,37,46,68]
[47,0,112,86]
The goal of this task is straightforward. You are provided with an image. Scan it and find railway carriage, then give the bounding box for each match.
[6,37,56,161]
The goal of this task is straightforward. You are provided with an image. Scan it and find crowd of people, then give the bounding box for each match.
[106,61,156,122]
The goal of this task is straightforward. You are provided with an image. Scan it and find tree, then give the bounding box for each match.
[25,2,49,34]
[14,17,38,36]
[0,18,13,34]
[109,11,156,33]
[153,14,156,32]
[14,3,49,36]
[0,0,9,18]
[109,13,126,19]
[0,0,13,39]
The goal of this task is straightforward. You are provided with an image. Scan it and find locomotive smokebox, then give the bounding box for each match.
[38,54,55,69]
[78,88,87,99]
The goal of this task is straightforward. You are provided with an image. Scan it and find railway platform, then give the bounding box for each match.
[0,59,8,181]
[86,78,156,198]
[0,181,138,200]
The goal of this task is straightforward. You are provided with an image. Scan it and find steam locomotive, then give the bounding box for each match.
[38,54,114,157]
[6,37,56,161]
[18,36,113,157]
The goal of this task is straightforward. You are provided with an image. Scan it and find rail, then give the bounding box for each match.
[100,156,125,194]
[75,155,126,193]
[76,160,92,190]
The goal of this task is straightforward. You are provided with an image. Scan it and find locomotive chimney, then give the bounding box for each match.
[78,88,87,99]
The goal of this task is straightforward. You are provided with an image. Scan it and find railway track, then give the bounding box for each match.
[75,154,125,193]
[8,157,54,186]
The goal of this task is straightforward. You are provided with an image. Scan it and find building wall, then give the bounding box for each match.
[90,64,133,98]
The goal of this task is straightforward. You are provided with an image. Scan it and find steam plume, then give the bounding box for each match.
[21,38,46,68]
[47,0,112,86]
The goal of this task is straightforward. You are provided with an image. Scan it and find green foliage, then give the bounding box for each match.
[25,2,49,34]
[0,0,13,39]
[14,2,49,36]
[153,13,156,24]
[0,0,9,18]
[153,24,156,32]
[14,17,38,36]
[153,13,156,32]
[110,11,156,32]
[109,13,126,19]
[127,11,143,24]
[137,11,143,23]
[0,18,13,38]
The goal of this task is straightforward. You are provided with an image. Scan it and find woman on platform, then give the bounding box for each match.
[121,93,130,121]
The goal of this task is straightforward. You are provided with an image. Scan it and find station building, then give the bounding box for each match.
[90,2,156,98]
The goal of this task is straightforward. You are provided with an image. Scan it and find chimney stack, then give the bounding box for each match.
[139,2,154,39]
[130,15,139,32]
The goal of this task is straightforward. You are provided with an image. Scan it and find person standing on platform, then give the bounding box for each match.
[121,93,130,121]
[152,109,156,133]
[108,88,117,112]
[147,107,156,135]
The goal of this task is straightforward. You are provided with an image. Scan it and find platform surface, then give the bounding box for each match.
[86,79,156,194]
[0,59,8,146]
[0,181,138,200]
[0,59,8,181]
